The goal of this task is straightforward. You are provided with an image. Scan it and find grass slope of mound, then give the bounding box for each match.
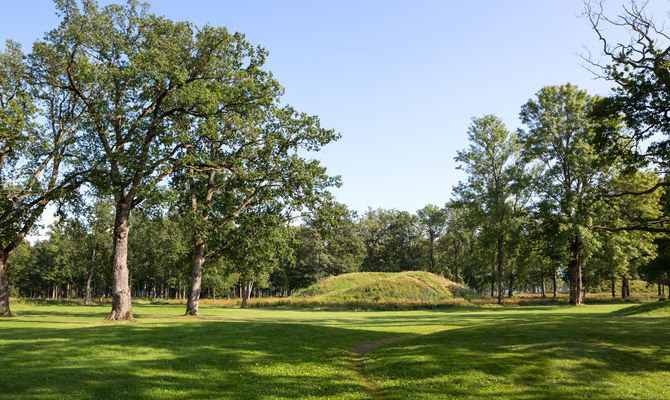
[296,271,467,304]
[612,299,670,317]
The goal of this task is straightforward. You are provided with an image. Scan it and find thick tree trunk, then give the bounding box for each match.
[0,252,11,316]
[611,278,616,298]
[497,238,504,305]
[185,239,206,316]
[84,247,97,306]
[105,202,134,321]
[241,281,253,309]
[658,276,662,296]
[541,275,546,298]
[569,235,583,306]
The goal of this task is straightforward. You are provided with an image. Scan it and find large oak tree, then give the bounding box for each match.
[35,0,281,320]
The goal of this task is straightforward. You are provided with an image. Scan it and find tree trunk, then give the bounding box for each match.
[84,247,97,306]
[490,265,495,297]
[490,253,495,298]
[507,274,514,298]
[553,267,557,298]
[453,242,460,283]
[241,280,253,309]
[611,278,616,298]
[624,278,630,298]
[0,252,11,316]
[622,277,628,299]
[84,268,95,306]
[497,237,504,305]
[105,202,134,321]
[569,234,583,306]
[541,275,546,298]
[658,276,662,296]
[429,236,435,272]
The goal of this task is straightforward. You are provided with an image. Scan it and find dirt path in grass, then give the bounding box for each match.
[351,335,417,399]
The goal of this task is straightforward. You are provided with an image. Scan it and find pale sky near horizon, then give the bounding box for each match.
[2,0,669,218]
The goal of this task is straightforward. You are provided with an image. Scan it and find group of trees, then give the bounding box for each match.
[452,85,667,305]
[3,1,670,316]
[450,1,670,305]
[1,0,338,318]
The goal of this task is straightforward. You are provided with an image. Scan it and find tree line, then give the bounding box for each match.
[3,1,670,317]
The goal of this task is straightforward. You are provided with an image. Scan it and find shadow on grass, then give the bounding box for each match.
[0,315,393,400]
[3,305,668,399]
[364,313,670,400]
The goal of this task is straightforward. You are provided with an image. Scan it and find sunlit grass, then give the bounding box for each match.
[363,303,670,400]
[0,302,668,399]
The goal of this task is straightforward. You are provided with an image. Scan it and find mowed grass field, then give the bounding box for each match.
[0,301,669,399]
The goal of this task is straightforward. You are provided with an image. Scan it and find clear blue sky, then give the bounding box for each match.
[2,0,667,216]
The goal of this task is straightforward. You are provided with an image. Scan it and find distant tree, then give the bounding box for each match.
[306,202,364,276]
[589,171,663,297]
[519,84,617,305]
[440,203,473,283]
[454,115,523,304]
[281,226,328,290]
[221,211,289,308]
[6,241,32,298]
[360,209,421,273]
[80,200,113,305]
[417,204,447,274]
[535,201,566,298]
[128,211,190,300]
[177,103,338,316]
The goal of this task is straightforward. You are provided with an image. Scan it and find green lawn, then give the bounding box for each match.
[0,302,668,399]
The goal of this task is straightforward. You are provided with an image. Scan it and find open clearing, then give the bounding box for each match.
[1,302,669,399]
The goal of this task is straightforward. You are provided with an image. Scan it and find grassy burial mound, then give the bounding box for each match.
[288,271,473,308]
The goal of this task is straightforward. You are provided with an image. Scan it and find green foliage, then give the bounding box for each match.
[0,38,86,254]
[587,1,670,170]
[360,208,422,272]
[417,204,448,274]
[220,212,290,289]
[128,211,190,296]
